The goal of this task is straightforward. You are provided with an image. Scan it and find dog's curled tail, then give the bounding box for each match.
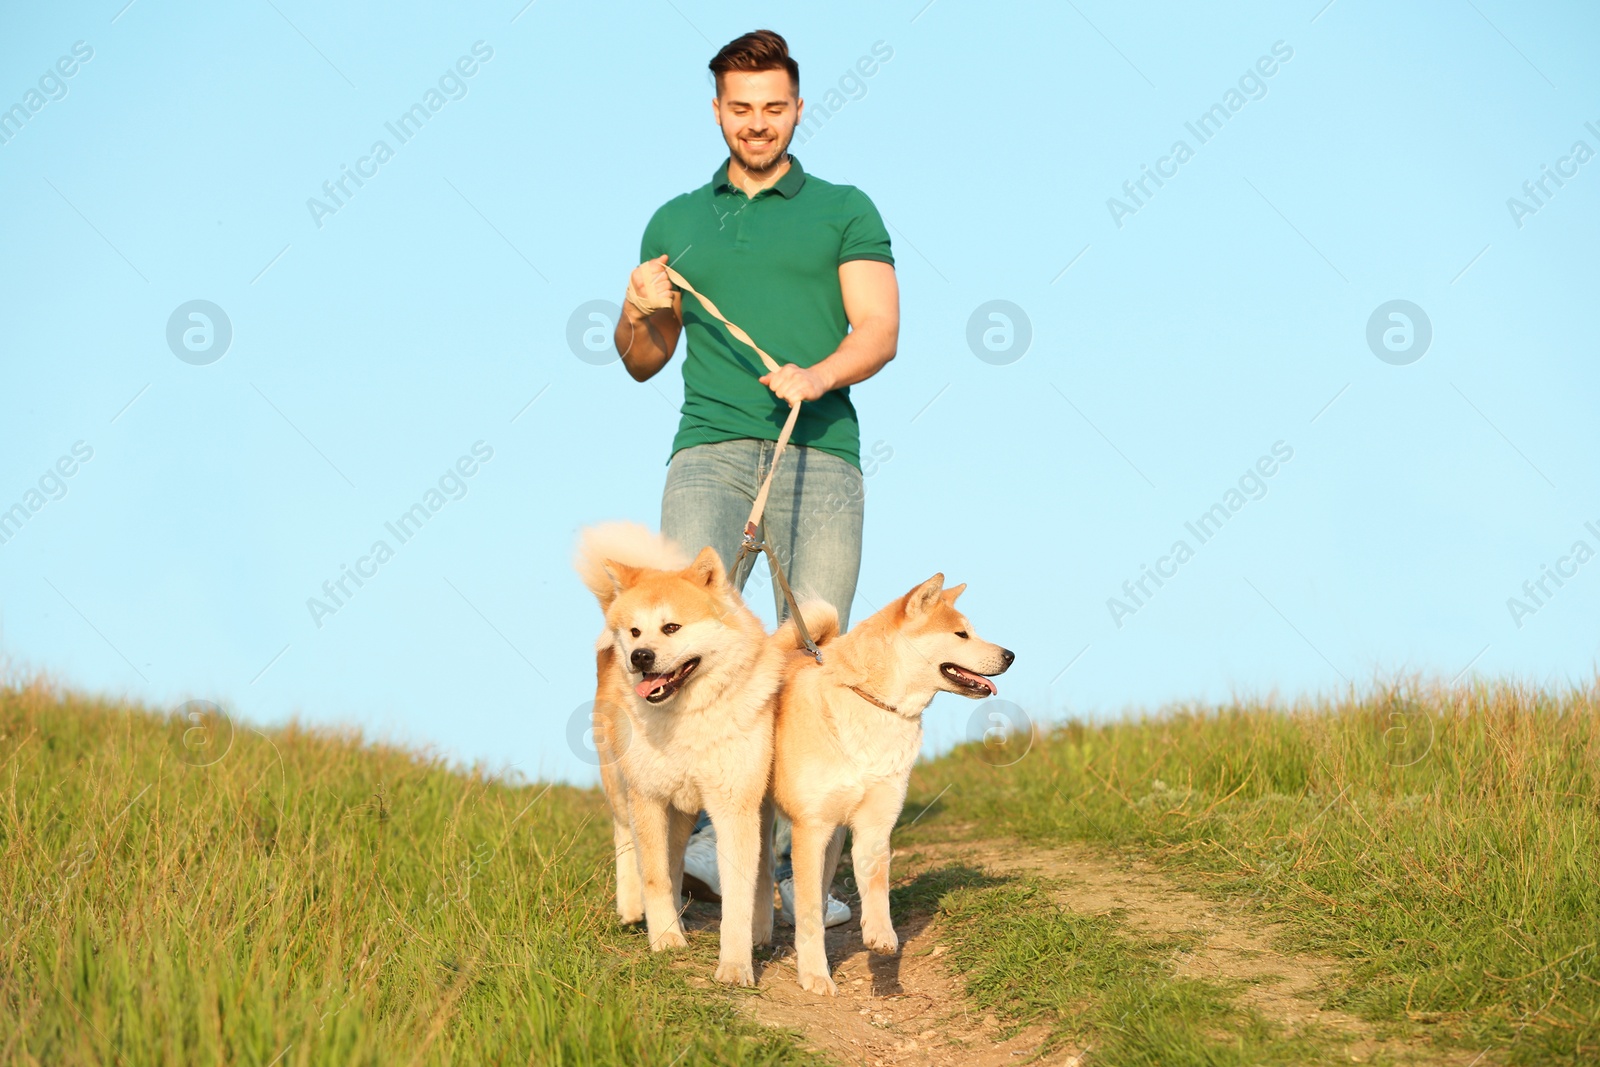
[777,598,841,650]
[574,522,690,610]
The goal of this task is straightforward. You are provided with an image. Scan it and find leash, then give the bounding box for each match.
[660,264,823,663]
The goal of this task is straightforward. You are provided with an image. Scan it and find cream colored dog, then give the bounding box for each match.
[769,574,1013,995]
[574,522,779,986]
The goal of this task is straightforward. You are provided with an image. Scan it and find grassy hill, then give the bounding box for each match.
[3,675,1597,1065]
[0,677,818,1067]
[896,679,1600,1064]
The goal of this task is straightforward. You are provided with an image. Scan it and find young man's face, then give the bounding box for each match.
[713,68,803,174]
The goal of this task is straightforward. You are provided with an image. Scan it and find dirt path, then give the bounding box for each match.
[687,892,1071,1067]
[694,829,1492,1067]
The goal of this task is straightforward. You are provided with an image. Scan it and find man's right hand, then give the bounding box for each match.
[615,253,682,380]
[626,254,675,316]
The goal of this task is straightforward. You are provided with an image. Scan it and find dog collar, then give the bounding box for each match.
[847,685,899,714]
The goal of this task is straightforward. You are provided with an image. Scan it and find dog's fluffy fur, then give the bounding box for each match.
[769,574,1013,995]
[575,522,780,986]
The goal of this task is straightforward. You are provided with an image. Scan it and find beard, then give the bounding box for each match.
[725,127,793,175]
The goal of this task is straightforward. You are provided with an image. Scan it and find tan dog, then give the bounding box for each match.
[574,522,779,986]
[769,574,1013,994]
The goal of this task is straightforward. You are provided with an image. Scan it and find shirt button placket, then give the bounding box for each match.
[734,192,753,249]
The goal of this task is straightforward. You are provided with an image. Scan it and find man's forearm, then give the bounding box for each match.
[810,318,897,392]
[614,300,680,382]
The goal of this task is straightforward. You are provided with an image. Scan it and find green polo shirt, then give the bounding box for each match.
[639,156,894,470]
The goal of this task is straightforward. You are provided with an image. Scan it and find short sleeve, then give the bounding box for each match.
[838,188,895,266]
[640,203,671,263]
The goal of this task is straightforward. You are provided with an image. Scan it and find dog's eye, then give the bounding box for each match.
[629,627,641,638]
[661,623,681,635]
[955,631,968,639]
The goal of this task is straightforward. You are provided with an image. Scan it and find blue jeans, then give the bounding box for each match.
[661,438,864,630]
[662,438,864,884]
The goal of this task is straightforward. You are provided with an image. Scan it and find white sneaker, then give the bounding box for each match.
[777,877,851,928]
[681,824,721,901]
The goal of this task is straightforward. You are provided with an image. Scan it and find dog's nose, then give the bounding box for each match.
[631,647,656,672]
[999,648,1015,669]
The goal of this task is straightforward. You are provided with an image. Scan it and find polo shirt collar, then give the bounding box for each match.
[713,154,807,198]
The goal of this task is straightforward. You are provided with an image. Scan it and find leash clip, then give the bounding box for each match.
[733,529,823,665]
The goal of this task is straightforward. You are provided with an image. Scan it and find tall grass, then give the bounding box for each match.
[906,679,1600,1064]
[0,676,820,1067]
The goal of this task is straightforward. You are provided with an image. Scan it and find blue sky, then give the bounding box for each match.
[3,0,1596,785]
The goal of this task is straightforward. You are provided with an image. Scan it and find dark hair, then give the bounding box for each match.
[709,29,799,95]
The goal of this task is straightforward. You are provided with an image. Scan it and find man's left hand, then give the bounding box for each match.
[759,363,832,404]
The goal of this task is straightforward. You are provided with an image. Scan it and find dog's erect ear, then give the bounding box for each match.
[903,573,945,619]
[941,583,967,604]
[683,546,726,592]
[602,559,645,593]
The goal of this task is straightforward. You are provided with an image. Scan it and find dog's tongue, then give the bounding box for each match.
[952,666,998,695]
[635,674,669,699]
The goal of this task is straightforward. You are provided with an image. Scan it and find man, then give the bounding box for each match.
[613,29,899,928]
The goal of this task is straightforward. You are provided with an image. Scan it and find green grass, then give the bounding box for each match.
[0,676,822,1067]
[895,868,1344,1066]
[11,672,1600,1066]
[901,679,1600,1064]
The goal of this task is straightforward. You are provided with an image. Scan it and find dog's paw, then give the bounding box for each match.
[714,958,756,987]
[797,968,837,996]
[861,921,899,956]
[649,928,688,951]
[752,912,774,946]
[618,907,645,925]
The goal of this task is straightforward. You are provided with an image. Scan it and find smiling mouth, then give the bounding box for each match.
[941,663,998,697]
[636,657,701,704]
